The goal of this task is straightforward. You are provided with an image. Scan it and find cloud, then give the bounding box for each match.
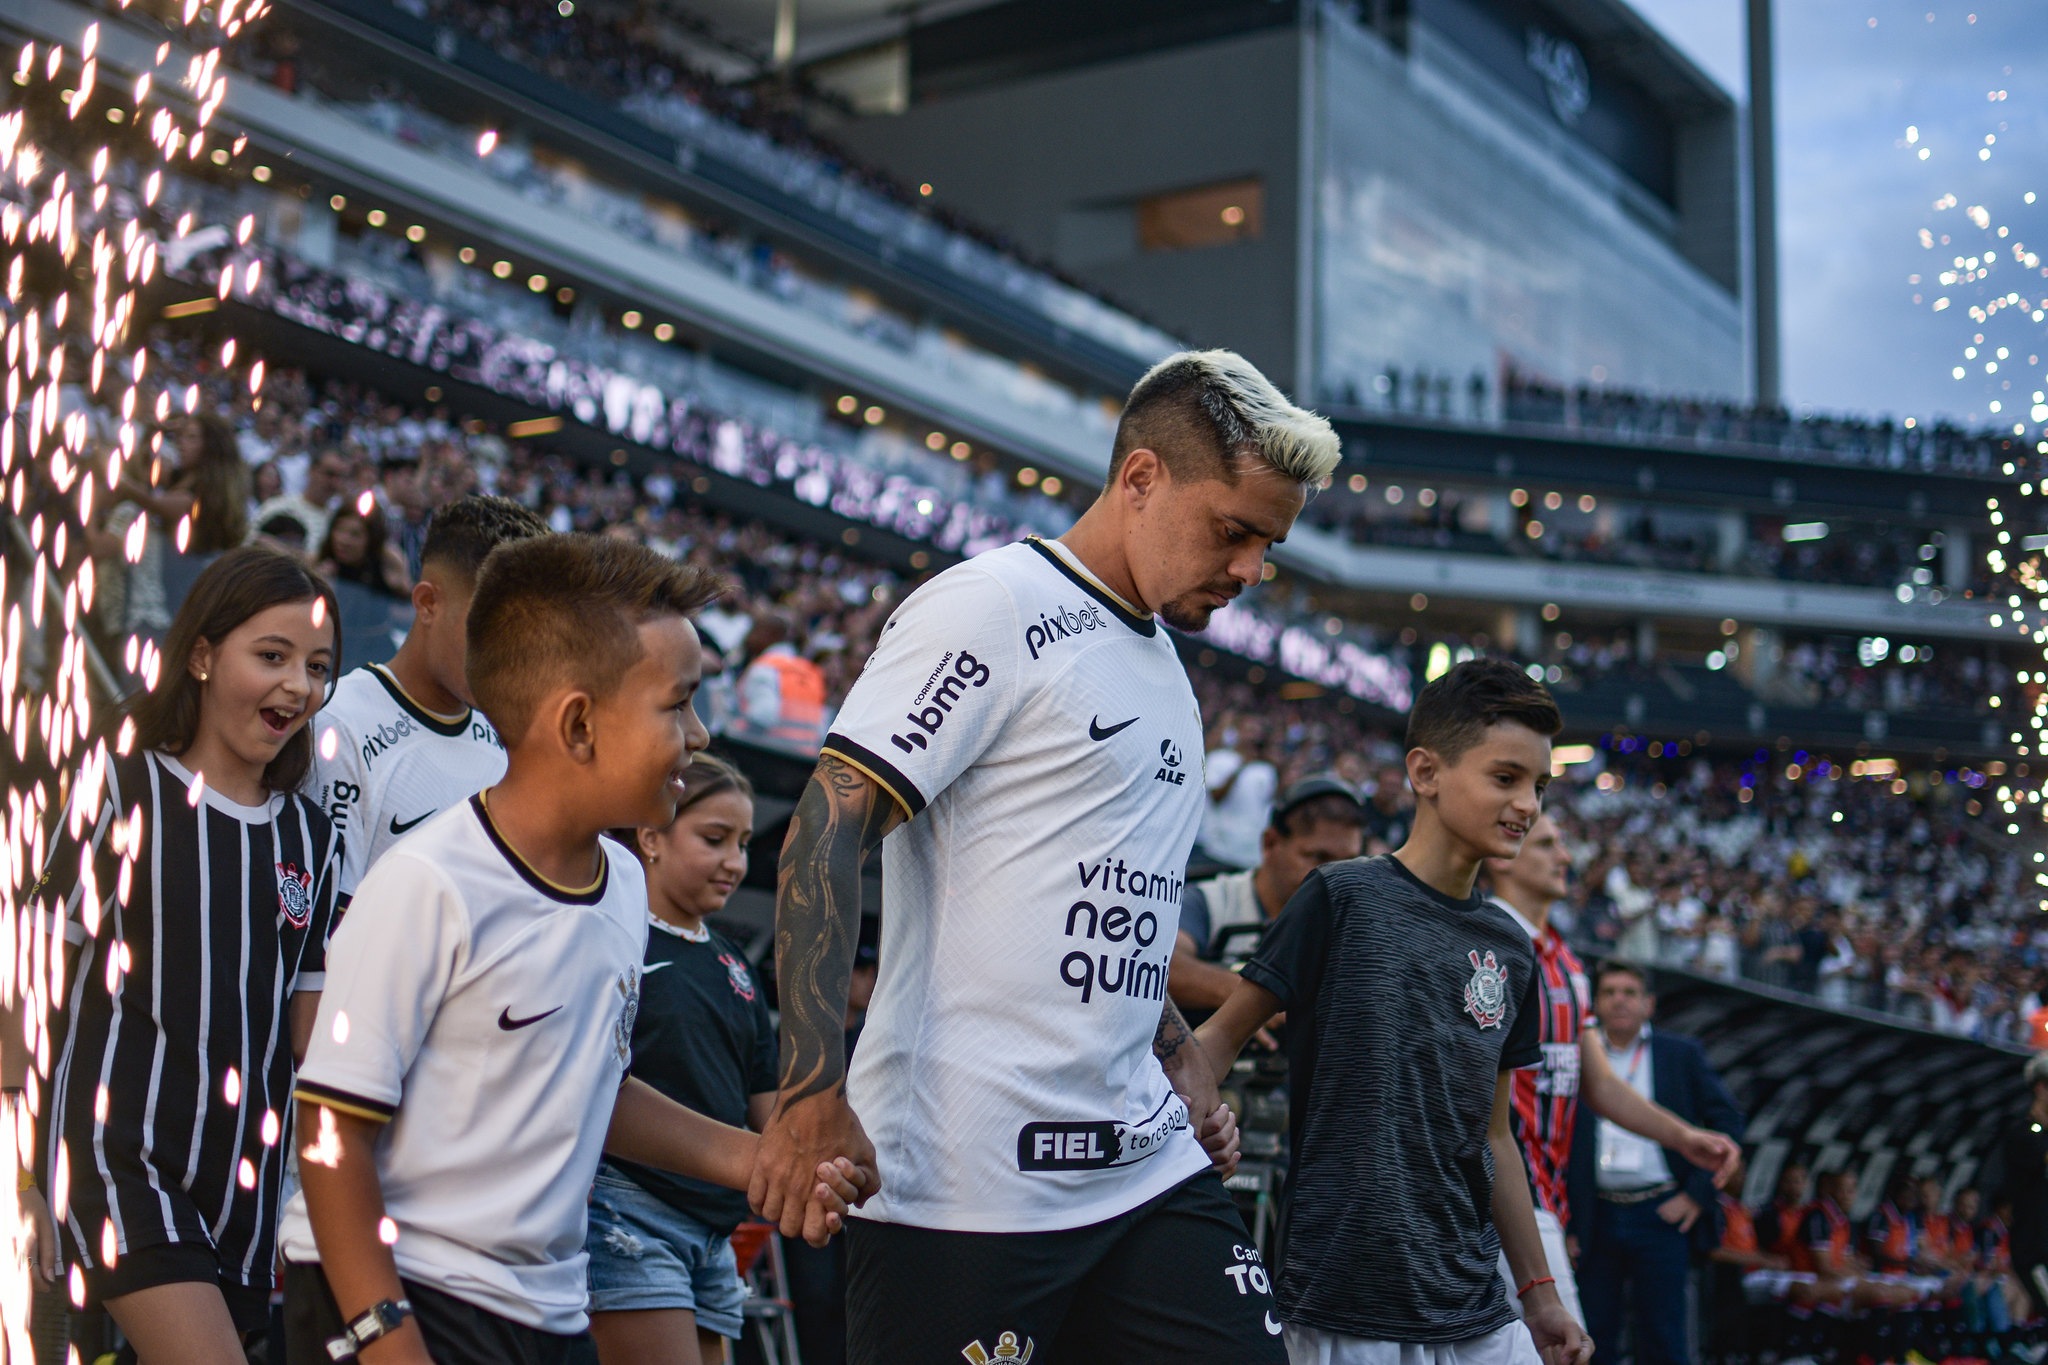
[1628,0,2048,423]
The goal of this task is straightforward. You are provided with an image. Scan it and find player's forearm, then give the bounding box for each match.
[1168,950,1245,1011]
[1193,980,1283,1081]
[773,755,899,1109]
[605,1078,758,1191]
[297,1103,426,1359]
[1154,998,1197,1065]
[1581,1059,1693,1150]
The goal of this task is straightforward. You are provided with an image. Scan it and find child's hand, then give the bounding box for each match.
[1198,1103,1241,1181]
[17,1186,55,1289]
[798,1157,872,1247]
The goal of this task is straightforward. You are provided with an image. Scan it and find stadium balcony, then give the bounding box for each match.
[17,0,2022,651]
[247,0,1181,394]
[124,172,2002,752]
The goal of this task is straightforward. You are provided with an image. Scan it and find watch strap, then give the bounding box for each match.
[324,1297,412,1360]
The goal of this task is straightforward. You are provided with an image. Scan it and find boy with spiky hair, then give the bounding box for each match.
[280,535,867,1365]
[305,494,551,907]
[1198,659,1593,1365]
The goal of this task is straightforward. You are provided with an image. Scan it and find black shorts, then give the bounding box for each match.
[847,1170,1288,1365]
[282,1262,590,1365]
[78,1240,272,1335]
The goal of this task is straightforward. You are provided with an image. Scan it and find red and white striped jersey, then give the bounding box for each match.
[1496,902,1589,1223]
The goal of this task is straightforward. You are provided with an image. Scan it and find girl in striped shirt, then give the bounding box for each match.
[42,546,343,1364]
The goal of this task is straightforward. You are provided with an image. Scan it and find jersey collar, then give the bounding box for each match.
[648,912,710,943]
[369,664,472,738]
[469,792,609,905]
[1024,536,1156,637]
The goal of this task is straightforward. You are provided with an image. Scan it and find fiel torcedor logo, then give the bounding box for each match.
[1463,948,1508,1029]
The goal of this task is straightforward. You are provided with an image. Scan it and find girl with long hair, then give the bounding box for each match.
[315,499,411,598]
[41,545,344,1363]
[122,412,252,554]
[586,753,774,1365]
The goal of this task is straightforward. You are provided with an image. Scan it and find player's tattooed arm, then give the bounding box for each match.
[1153,998,1195,1063]
[773,752,904,1109]
[1156,997,1240,1177]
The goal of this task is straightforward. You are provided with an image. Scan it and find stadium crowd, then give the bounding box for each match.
[1308,479,1993,598]
[224,0,2047,485]
[90,332,2030,1041]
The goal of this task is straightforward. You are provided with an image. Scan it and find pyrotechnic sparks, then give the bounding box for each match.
[1,0,265,1348]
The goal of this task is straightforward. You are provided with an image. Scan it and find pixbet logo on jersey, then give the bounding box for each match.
[889,651,993,754]
[1023,602,1108,659]
[360,715,418,765]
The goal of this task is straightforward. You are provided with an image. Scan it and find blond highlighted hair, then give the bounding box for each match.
[1109,349,1341,488]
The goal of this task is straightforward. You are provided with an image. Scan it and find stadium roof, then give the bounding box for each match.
[656,0,1006,69]
[663,0,1735,120]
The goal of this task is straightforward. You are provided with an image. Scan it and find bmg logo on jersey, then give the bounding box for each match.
[1023,602,1107,659]
[889,651,992,754]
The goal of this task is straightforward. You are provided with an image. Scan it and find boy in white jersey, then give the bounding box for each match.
[306,495,549,906]
[751,351,1340,1364]
[280,536,867,1365]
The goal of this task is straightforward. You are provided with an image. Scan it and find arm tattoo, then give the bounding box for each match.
[773,754,904,1110]
[1154,998,1193,1064]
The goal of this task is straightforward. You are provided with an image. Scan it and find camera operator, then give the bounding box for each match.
[1171,777,1368,1017]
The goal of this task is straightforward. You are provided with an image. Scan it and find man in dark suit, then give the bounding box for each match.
[1568,960,1744,1365]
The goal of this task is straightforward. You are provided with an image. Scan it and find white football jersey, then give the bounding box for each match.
[278,796,646,1333]
[306,664,508,901]
[824,537,1210,1233]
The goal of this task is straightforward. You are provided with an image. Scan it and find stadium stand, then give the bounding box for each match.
[8,2,2048,1357]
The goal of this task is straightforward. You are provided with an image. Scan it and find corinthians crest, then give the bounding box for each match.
[275,862,314,929]
[962,1333,1033,1364]
[1463,949,1508,1029]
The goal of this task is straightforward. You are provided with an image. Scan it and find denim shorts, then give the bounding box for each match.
[585,1168,746,1336]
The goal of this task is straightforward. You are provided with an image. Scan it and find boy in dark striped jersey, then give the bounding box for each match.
[1199,660,1591,1365]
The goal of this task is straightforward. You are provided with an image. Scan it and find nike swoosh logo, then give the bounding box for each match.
[1089,715,1138,741]
[498,1006,563,1031]
[389,810,435,836]
[1265,1312,1283,1336]
[642,961,672,974]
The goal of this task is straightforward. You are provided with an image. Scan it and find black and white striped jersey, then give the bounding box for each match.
[43,750,341,1287]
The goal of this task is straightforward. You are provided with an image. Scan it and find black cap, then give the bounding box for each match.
[1269,776,1365,830]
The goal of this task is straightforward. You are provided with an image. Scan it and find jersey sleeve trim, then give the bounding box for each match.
[294,1080,395,1124]
[820,735,925,818]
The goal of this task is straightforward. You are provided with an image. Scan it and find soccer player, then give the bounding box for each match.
[1484,813,1739,1325]
[1197,660,1594,1365]
[305,494,549,905]
[751,350,1339,1364]
[279,537,865,1365]
[44,547,343,1363]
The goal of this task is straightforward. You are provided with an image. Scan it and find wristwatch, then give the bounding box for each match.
[325,1297,412,1360]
